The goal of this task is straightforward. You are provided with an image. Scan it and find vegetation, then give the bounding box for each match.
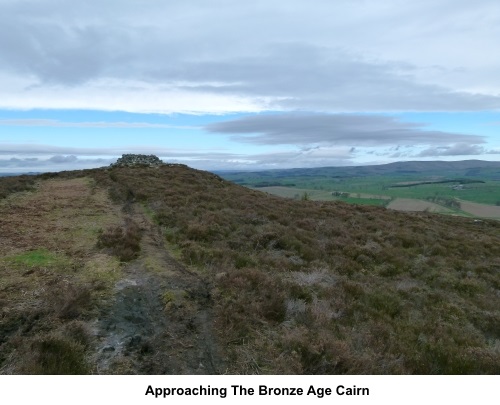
[92,165,500,374]
[96,218,142,261]
[1,164,499,374]
[425,196,461,210]
[219,161,500,209]
[0,174,36,199]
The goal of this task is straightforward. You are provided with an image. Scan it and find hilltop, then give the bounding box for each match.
[0,159,499,374]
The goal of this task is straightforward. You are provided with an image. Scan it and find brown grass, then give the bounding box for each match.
[96,218,142,261]
[2,165,500,374]
[0,176,121,374]
[86,165,500,374]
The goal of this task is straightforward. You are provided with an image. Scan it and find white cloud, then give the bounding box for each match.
[0,155,113,171]
[0,143,223,156]
[0,118,199,129]
[416,143,487,157]
[1,0,500,113]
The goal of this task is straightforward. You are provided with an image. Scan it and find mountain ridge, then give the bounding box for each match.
[216,159,500,178]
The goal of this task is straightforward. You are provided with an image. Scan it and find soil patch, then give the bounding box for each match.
[458,200,500,219]
[387,198,451,213]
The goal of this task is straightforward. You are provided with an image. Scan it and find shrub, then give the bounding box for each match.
[0,175,36,199]
[83,164,500,375]
[20,335,89,375]
[97,218,142,261]
[47,282,92,320]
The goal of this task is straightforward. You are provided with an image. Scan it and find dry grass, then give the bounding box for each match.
[86,165,500,374]
[96,218,142,261]
[0,176,122,374]
[2,165,500,374]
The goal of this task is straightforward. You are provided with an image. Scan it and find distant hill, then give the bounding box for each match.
[0,162,499,374]
[0,172,40,177]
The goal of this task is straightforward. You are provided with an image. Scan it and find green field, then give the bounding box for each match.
[219,161,500,217]
[244,176,500,205]
[242,176,500,205]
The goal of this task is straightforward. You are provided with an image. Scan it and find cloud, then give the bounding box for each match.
[48,155,78,163]
[0,143,206,156]
[171,44,500,111]
[416,143,487,157]
[0,119,198,129]
[1,1,500,112]
[206,113,485,147]
[0,144,111,155]
[0,155,113,170]
[0,144,356,172]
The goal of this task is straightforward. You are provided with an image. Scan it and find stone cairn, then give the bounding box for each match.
[111,154,164,168]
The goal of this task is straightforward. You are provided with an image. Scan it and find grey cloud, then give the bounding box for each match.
[171,44,500,111]
[0,158,40,169]
[206,113,485,147]
[48,155,78,163]
[416,143,487,157]
[0,156,112,170]
[1,1,500,111]
[0,146,355,172]
[0,2,130,84]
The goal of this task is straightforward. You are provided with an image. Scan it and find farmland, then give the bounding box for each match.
[219,160,500,219]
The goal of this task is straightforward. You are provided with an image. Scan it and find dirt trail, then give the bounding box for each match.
[0,177,222,374]
[92,204,223,374]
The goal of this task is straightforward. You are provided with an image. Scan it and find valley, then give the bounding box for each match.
[219,160,500,219]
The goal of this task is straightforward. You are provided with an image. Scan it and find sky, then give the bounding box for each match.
[1,0,500,173]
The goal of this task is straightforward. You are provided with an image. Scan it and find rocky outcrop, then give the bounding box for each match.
[111,154,164,168]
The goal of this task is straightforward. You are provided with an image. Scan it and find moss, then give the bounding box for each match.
[9,249,67,268]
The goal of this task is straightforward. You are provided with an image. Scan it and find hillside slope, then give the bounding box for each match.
[1,165,500,374]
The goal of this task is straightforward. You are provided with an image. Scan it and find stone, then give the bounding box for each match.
[111,154,164,168]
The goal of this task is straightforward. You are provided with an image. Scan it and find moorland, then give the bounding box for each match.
[0,160,499,374]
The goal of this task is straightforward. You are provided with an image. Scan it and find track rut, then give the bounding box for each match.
[93,204,222,374]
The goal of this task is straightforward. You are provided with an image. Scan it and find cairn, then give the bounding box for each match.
[111,154,164,168]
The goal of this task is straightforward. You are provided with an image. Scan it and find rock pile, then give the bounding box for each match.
[111,154,164,168]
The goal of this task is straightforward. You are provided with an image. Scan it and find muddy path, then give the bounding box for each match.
[92,204,223,374]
